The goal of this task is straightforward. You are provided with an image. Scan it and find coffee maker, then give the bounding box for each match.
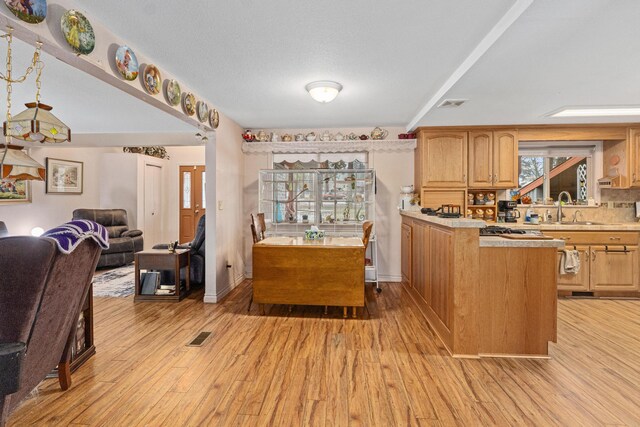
[498,200,520,223]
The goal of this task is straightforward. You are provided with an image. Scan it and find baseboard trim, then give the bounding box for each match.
[379,275,401,282]
[203,273,245,303]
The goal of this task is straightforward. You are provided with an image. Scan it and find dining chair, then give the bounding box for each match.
[251,213,266,241]
[362,220,381,293]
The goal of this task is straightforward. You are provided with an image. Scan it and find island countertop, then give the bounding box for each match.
[399,210,485,228]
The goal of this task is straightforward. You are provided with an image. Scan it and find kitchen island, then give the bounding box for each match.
[400,211,564,358]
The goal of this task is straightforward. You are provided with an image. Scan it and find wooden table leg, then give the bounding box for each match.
[343,307,347,318]
[352,307,357,318]
[324,306,328,315]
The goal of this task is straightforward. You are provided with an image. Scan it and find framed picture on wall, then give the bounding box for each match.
[46,158,83,194]
[0,179,31,204]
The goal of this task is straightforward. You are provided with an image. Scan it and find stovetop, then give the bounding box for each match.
[480,226,527,236]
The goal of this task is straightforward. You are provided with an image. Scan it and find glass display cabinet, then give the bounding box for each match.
[258,169,376,235]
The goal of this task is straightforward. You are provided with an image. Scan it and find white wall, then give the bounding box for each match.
[204,113,246,303]
[242,127,413,282]
[0,146,120,234]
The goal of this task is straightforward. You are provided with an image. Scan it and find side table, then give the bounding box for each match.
[134,249,190,302]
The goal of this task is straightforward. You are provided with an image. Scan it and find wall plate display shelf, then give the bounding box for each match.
[243,139,416,154]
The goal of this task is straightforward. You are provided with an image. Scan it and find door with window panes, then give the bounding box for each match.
[179,165,206,243]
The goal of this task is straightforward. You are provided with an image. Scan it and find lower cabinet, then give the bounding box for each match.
[402,217,452,330]
[556,245,639,292]
[401,223,412,286]
[590,245,639,291]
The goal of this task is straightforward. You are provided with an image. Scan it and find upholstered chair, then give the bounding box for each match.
[153,214,206,286]
[0,237,101,426]
[72,209,143,268]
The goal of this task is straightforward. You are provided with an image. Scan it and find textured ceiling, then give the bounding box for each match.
[80,0,516,129]
[4,0,639,133]
[4,38,193,134]
[417,0,640,127]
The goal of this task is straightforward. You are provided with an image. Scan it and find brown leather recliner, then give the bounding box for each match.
[72,209,143,268]
[0,237,101,426]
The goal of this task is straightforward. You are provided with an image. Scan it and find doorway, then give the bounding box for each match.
[179,165,206,243]
[144,164,163,249]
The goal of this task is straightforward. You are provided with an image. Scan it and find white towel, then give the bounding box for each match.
[560,250,581,275]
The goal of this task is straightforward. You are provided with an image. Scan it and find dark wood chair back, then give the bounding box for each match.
[251,213,266,241]
[250,223,260,244]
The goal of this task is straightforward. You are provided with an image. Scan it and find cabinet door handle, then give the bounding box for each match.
[463,173,466,182]
[609,236,621,241]
[559,236,571,241]
[592,250,596,261]
[634,173,637,182]
[488,174,492,183]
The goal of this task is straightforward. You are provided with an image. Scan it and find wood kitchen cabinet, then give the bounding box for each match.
[401,223,412,287]
[429,227,452,329]
[629,128,640,187]
[468,130,518,188]
[590,245,639,291]
[411,221,429,302]
[556,246,590,291]
[416,131,467,188]
[550,231,639,293]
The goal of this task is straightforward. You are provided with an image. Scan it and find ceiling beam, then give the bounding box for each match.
[406,0,534,131]
[0,0,215,133]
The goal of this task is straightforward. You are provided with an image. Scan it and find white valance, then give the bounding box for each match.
[242,139,416,154]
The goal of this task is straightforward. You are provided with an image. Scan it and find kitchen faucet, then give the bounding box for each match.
[556,191,573,222]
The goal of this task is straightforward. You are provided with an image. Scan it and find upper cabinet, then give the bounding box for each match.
[416,131,467,188]
[629,128,640,187]
[468,132,493,188]
[469,130,518,188]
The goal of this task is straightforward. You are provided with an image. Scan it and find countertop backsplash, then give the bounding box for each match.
[510,188,640,224]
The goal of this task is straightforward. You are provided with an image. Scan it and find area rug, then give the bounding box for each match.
[92,264,135,297]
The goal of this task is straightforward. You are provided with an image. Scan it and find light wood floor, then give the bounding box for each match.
[7,281,640,426]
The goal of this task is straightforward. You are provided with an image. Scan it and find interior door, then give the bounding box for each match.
[144,164,162,249]
[179,165,206,243]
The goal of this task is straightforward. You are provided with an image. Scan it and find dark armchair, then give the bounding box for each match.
[153,214,206,286]
[72,209,143,268]
[0,237,101,426]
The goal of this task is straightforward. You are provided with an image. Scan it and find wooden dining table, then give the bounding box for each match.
[252,236,365,317]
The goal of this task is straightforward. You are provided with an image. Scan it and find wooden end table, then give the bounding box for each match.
[134,248,190,302]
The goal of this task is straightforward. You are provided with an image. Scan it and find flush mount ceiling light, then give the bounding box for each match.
[548,106,640,118]
[305,81,342,103]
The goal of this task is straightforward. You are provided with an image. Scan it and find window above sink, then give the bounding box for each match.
[517,141,603,206]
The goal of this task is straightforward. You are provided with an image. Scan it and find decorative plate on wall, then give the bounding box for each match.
[209,108,219,129]
[182,92,196,116]
[61,10,95,55]
[4,0,47,24]
[114,45,139,81]
[165,79,181,106]
[142,64,161,95]
[196,101,208,123]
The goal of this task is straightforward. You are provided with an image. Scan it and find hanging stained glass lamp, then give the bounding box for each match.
[4,102,71,143]
[0,144,46,181]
